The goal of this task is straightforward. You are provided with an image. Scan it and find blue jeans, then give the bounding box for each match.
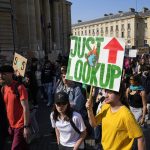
[43,82,53,105]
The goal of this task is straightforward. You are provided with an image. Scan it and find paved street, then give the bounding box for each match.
[4,98,95,150]
[4,96,150,150]
[4,98,59,150]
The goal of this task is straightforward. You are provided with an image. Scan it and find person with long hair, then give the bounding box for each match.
[50,91,86,150]
[86,83,146,150]
[126,75,147,125]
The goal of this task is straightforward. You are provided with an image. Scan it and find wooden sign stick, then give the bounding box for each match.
[88,86,93,102]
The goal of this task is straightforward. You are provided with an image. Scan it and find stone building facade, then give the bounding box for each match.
[72,8,150,53]
[0,0,72,63]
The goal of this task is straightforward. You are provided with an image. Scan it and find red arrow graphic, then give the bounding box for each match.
[103,38,124,63]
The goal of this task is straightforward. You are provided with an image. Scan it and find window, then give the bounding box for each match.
[85,30,87,35]
[81,31,83,35]
[105,27,108,34]
[101,27,103,33]
[144,40,147,45]
[127,23,130,29]
[127,40,131,44]
[105,27,108,32]
[116,25,118,31]
[137,23,139,29]
[121,32,124,38]
[96,29,99,36]
[136,40,138,47]
[127,31,130,38]
[110,26,113,32]
[145,23,147,28]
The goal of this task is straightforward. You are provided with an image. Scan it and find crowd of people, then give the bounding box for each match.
[0,53,150,150]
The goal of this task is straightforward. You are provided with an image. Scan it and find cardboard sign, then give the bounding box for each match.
[13,53,27,77]
[66,36,125,91]
[129,49,137,57]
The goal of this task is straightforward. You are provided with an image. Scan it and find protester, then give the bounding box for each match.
[0,73,9,150]
[41,60,54,107]
[86,83,146,150]
[141,70,150,120]
[50,91,86,150]
[35,63,43,100]
[53,66,67,94]
[0,65,30,150]
[28,60,39,107]
[54,67,86,118]
[123,58,133,88]
[137,58,149,75]
[126,75,147,125]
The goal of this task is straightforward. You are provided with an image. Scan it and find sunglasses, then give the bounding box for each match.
[56,102,68,106]
[130,79,134,81]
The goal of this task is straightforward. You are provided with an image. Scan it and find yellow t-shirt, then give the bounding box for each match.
[95,104,143,150]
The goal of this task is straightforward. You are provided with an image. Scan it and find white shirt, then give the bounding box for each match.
[50,111,86,148]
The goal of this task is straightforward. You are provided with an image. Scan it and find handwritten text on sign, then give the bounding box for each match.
[66,36,125,91]
[13,53,27,77]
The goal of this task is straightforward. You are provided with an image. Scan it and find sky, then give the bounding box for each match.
[68,0,150,24]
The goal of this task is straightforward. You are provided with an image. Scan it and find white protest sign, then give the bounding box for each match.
[66,36,125,91]
[129,49,137,57]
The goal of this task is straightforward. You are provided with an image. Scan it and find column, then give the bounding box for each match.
[43,0,51,55]
[53,0,61,51]
[34,0,42,58]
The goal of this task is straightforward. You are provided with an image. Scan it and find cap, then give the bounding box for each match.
[0,65,14,73]
[54,91,69,103]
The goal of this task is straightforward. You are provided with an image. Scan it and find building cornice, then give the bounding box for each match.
[72,10,149,27]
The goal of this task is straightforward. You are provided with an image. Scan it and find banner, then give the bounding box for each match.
[66,36,125,91]
[13,53,27,77]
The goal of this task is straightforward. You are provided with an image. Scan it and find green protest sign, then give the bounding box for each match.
[66,36,125,91]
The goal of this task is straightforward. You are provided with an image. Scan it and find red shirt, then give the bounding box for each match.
[3,81,28,128]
